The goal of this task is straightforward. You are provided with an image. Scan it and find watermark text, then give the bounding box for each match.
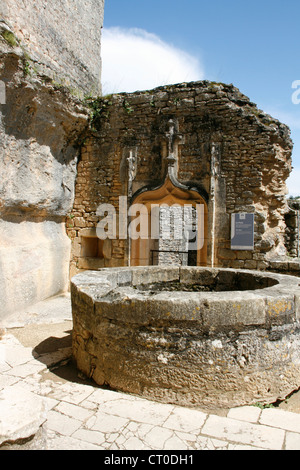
[292,80,300,104]
[96,196,205,251]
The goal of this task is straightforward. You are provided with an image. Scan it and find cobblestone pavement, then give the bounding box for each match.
[1,295,300,451]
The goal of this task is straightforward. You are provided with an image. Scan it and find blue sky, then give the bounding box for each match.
[102,0,300,195]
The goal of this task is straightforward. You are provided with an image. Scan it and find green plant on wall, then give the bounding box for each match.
[253,402,275,410]
[66,213,75,228]
[84,96,113,131]
[22,51,33,77]
[0,29,37,78]
[123,99,134,114]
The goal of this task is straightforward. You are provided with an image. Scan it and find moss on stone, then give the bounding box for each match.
[1,30,18,47]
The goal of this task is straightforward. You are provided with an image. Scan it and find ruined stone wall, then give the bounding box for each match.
[285,199,300,257]
[68,81,293,275]
[1,0,104,96]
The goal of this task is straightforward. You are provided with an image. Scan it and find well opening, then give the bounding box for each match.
[136,271,279,293]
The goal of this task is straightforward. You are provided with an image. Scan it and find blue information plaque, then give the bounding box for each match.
[231,213,254,250]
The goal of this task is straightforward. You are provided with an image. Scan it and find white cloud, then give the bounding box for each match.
[263,106,300,174]
[101,27,204,95]
[287,168,300,196]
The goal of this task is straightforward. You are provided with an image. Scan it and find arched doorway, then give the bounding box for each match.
[130,176,208,267]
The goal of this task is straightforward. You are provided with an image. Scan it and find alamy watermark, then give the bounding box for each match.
[95,196,205,251]
[0,81,6,105]
[292,80,300,104]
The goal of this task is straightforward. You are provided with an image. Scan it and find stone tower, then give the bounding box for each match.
[0,0,105,95]
[0,0,105,320]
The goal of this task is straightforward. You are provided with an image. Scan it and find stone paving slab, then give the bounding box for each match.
[227,406,262,423]
[201,414,285,450]
[259,408,300,433]
[1,329,300,450]
[1,294,72,329]
[285,432,300,450]
[0,384,47,445]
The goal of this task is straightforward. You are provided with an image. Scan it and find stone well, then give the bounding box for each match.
[71,267,300,409]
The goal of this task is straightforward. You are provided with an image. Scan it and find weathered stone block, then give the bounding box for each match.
[244,260,258,270]
[201,294,266,330]
[0,220,71,318]
[218,248,237,260]
[266,296,296,326]
[78,257,105,270]
[131,266,180,286]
